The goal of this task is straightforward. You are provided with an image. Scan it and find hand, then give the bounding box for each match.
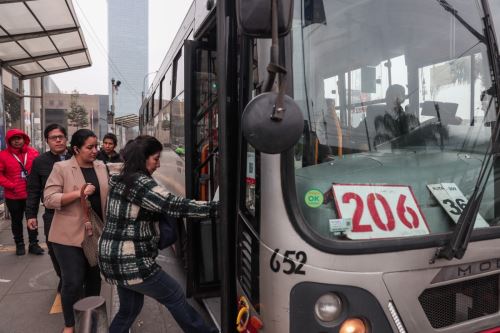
[209,201,220,219]
[82,184,96,197]
[27,218,38,230]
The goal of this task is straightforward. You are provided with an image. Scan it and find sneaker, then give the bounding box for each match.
[28,243,45,255]
[16,243,25,256]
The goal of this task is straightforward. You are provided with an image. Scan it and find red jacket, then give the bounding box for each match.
[0,129,39,200]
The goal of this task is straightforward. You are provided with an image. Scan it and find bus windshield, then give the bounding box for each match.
[291,0,500,242]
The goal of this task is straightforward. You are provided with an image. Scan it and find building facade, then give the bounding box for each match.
[108,0,148,117]
[43,92,109,140]
[1,69,61,151]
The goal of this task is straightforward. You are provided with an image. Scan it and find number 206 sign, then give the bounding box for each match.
[332,184,430,239]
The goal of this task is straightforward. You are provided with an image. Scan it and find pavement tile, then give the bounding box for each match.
[8,254,58,294]
[0,255,30,299]
[0,289,63,333]
[0,213,214,332]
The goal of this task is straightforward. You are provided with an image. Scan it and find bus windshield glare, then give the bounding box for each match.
[291,0,500,242]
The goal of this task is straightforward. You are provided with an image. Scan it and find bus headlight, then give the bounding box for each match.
[314,293,343,322]
[340,318,367,333]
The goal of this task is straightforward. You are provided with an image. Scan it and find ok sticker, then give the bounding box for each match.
[305,189,324,208]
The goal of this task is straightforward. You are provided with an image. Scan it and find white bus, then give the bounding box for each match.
[140,0,500,332]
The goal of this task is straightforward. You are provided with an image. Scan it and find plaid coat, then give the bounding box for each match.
[98,172,217,286]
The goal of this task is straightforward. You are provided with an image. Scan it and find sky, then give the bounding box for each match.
[50,0,192,95]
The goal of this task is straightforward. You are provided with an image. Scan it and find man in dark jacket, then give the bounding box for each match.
[0,128,42,255]
[26,124,71,290]
[96,133,122,163]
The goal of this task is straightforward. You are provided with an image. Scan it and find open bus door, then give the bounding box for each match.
[183,38,221,310]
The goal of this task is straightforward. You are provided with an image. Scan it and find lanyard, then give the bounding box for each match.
[11,153,27,167]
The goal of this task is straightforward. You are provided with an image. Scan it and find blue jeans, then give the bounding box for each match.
[109,270,217,333]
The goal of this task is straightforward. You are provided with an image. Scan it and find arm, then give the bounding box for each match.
[43,163,80,209]
[128,175,218,219]
[25,158,42,220]
[0,156,16,190]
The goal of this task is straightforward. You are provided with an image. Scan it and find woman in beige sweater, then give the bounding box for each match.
[44,129,108,333]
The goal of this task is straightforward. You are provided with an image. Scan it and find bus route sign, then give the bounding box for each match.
[332,184,430,239]
[427,183,489,228]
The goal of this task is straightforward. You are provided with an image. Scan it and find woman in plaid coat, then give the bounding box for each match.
[98,136,218,333]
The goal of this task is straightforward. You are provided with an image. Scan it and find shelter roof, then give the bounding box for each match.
[115,114,139,128]
[0,0,91,79]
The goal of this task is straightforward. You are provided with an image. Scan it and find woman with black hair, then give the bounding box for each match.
[98,135,218,333]
[44,129,109,333]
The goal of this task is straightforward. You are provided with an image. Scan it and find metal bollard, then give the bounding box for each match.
[73,296,108,333]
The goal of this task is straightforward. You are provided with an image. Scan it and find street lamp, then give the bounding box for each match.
[110,78,121,132]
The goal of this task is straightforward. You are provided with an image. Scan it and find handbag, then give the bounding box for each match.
[158,214,178,250]
[80,184,104,267]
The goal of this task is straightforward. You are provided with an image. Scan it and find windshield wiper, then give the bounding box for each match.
[437,0,486,44]
[432,0,500,263]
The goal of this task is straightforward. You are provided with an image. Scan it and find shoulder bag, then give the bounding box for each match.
[80,183,104,267]
[158,214,178,250]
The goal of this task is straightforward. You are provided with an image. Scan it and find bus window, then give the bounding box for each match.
[162,66,173,104]
[158,103,171,147]
[171,92,185,147]
[174,51,185,98]
[290,0,496,242]
[419,54,489,123]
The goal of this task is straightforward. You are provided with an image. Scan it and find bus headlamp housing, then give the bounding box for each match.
[314,293,343,322]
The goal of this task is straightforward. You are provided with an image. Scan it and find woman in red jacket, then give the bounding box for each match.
[0,129,43,255]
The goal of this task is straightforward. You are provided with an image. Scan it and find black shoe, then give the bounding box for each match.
[28,243,44,255]
[16,243,25,256]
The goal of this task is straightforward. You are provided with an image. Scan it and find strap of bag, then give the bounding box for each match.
[80,184,93,236]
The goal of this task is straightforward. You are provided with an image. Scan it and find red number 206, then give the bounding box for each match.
[342,192,420,232]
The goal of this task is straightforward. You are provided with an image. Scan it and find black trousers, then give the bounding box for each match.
[43,210,61,291]
[5,198,38,245]
[52,243,101,327]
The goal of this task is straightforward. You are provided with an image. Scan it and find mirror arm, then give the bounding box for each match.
[262,0,288,121]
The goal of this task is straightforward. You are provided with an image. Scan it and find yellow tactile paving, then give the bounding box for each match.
[0,243,48,253]
[49,293,62,314]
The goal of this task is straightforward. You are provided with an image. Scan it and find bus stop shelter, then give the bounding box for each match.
[0,0,92,140]
[0,0,91,209]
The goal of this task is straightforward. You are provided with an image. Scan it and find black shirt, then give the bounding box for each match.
[80,167,103,221]
[96,149,123,163]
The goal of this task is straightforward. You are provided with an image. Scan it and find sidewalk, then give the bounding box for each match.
[0,206,209,333]
[0,208,113,333]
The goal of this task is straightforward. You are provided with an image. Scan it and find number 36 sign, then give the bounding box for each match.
[332,184,430,239]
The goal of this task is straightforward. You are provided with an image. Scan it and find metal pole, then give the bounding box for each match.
[111,83,116,132]
[0,69,6,219]
[0,69,5,150]
[40,77,45,143]
[73,296,108,333]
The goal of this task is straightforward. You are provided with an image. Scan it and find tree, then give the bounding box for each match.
[4,91,21,127]
[67,90,88,129]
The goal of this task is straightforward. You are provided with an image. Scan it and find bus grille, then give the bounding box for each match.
[418,274,499,329]
[237,224,260,310]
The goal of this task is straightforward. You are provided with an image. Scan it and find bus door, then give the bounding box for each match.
[184,39,221,300]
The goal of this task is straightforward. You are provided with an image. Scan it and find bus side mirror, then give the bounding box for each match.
[242,92,303,154]
[236,0,293,37]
